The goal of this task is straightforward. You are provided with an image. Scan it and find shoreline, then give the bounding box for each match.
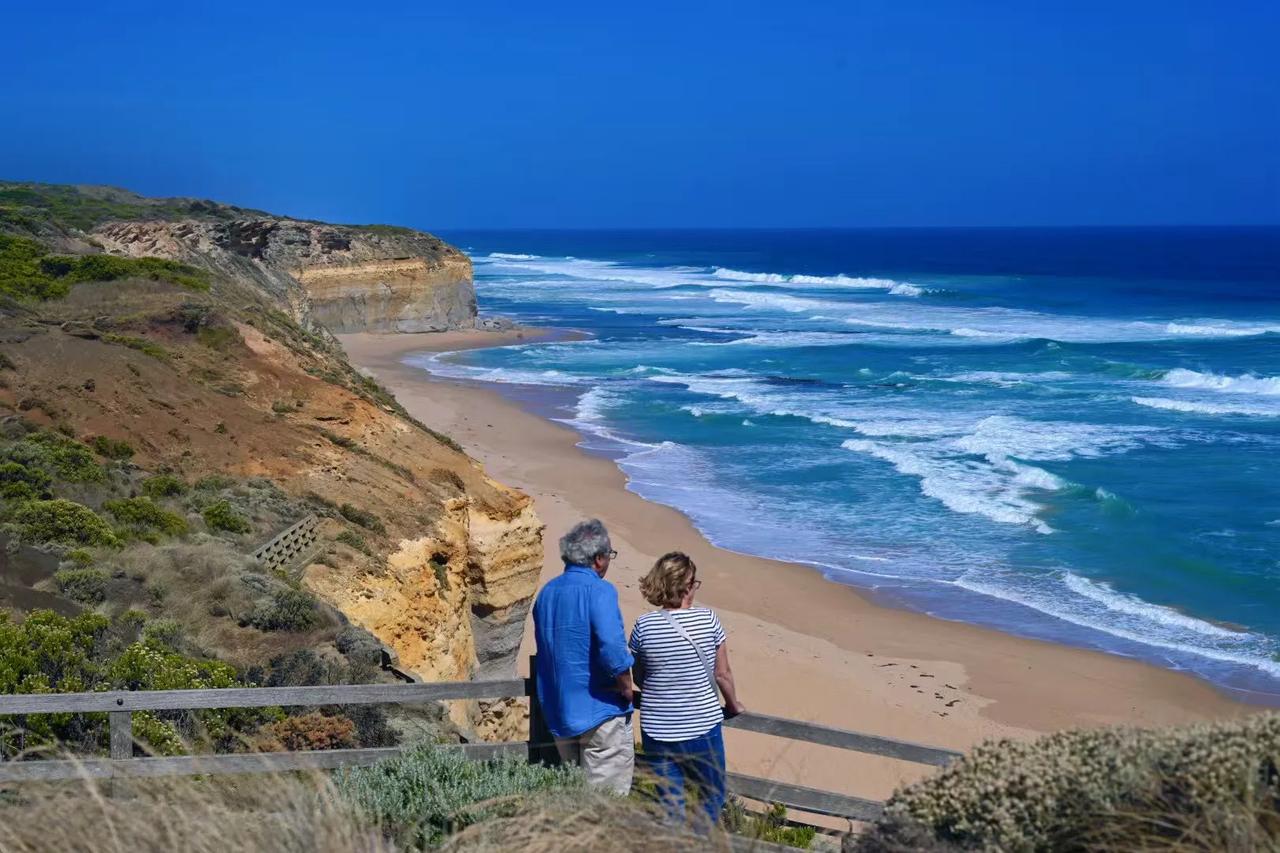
[339,328,1253,801]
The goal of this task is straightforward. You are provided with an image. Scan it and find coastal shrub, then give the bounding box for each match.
[247,588,319,632]
[104,496,188,539]
[3,432,106,483]
[0,460,51,500]
[339,503,385,534]
[53,567,108,604]
[855,713,1280,853]
[89,435,134,460]
[336,744,585,847]
[13,499,118,546]
[254,711,357,752]
[140,473,187,497]
[202,499,250,534]
[0,234,210,301]
[335,530,370,555]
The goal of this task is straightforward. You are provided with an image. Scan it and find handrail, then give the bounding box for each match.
[0,671,956,823]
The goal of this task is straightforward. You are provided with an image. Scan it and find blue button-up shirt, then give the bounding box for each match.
[532,564,634,739]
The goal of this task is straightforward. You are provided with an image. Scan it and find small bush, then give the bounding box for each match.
[254,711,356,752]
[0,460,51,500]
[104,497,188,538]
[89,435,134,460]
[202,499,250,534]
[65,548,94,566]
[857,713,1280,853]
[339,503,385,534]
[248,588,319,632]
[335,530,370,555]
[194,473,234,491]
[140,473,187,498]
[336,744,585,847]
[271,399,299,414]
[13,499,118,546]
[3,432,105,483]
[53,567,108,604]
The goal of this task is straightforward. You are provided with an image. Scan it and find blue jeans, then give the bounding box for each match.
[641,724,727,827]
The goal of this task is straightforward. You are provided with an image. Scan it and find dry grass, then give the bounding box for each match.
[0,768,388,853]
[439,790,726,852]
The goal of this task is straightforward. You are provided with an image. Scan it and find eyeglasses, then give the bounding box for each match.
[690,580,703,590]
[604,549,618,560]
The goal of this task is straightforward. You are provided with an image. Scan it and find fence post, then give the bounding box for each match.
[526,654,557,766]
[108,710,131,798]
[109,711,131,761]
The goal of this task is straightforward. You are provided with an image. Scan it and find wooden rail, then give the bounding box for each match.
[252,513,320,572]
[0,674,960,823]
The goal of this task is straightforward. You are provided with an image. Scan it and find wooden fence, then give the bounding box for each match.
[0,668,961,823]
[251,513,320,572]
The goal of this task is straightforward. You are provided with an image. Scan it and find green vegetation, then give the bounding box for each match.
[271,399,299,414]
[104,496,188,539]
[141,473,187,498]
[0,460,52,500]
[0,233,209,302]
[722,801,816,849]
[335,744,584,847]
[0,610,268,757]
[53,567,108,604]
[247,588,319,632]
[2,431,106,483]
[89,434,134,460]
[339,503,385,534]
[335,530,370,555]
[857,713,1280,852]
[12,499,119,547]
[102,332,169,360]
[0,182,263,233]
[202,499,251,534]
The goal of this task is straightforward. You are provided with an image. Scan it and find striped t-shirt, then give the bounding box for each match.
[629,607,726,742]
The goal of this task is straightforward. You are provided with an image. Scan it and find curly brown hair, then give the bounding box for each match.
[639,551,697,608]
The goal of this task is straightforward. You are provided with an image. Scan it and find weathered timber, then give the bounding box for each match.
[0,742,527,783]
[725,711,961,766]
[726,772,885,822]
[0,679,527,715]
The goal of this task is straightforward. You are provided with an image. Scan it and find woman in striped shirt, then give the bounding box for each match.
[630,551,745,826]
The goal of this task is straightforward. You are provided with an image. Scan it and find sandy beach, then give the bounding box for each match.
[339,328,1251,805]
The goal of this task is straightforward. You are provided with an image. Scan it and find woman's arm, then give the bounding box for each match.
[714,641,745,716]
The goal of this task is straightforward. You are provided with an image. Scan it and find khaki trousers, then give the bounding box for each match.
[554,714,634,795]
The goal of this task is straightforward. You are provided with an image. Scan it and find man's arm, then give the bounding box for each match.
[589,584,635,702]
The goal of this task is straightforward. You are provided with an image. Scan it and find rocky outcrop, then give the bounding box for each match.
[91,217,476,334]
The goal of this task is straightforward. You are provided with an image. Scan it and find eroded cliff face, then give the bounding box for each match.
[92,217,476,334]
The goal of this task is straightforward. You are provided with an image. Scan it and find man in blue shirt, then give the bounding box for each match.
[532,518,635,793]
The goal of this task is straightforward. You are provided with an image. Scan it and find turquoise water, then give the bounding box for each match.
[422,229,1280,700]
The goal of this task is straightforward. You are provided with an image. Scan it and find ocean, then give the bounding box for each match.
[424,228,1280,700]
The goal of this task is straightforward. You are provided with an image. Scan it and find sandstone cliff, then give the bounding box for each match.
[0,182,540,735]
[92,217,476,334]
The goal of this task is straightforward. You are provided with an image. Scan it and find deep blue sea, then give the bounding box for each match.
[427,228,1280,700]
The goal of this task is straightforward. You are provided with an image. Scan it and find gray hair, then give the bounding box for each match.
[560,519,611,566]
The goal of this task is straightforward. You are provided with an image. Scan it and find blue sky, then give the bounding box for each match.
[2,1,1277,228]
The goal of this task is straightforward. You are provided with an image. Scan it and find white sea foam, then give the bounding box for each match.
[953,572,1280,678]
[404,353,583,387]
[713,267,927,296]
[1063,574,1242,638]
[1160,369,1280,396]
[487,252,542,260]
[1131,396,1279,417]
